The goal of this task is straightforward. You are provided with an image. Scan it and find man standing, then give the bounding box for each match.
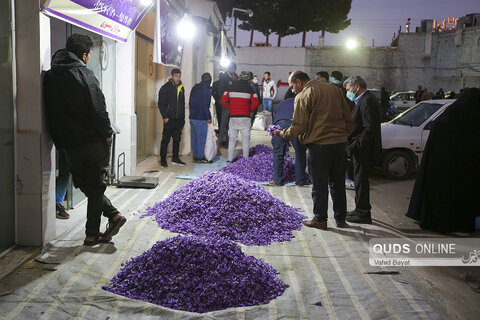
[343,76,382,224]
[274,72,353,230]
[262,71,277,112]
[414,85,424,103]
[316,71,329,82]
[421,87,432,101]
[380,87,390,122]
[211,71,224,131]
[221,71,259,162]
[158,68,186,167]
[249,73,262,125]
[189,72,212,163]
[44,34,126,245]
[217,62,237,149]
[270,97,309,186]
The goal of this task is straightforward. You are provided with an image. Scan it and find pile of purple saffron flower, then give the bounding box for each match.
[102,235,288,313]
[266,124,282,136]
[226,144,296,182]
[233,144,273,162]
[143,171,306,246]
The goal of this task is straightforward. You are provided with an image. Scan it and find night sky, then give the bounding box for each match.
[227,0,480,47]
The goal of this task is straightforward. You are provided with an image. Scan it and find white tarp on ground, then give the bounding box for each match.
[0,171,440,320]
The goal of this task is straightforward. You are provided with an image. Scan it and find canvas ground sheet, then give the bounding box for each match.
[0,169,440,320]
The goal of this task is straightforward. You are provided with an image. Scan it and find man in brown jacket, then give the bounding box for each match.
[274,72,354,230]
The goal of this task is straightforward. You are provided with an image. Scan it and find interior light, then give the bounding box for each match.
[140,0,153,6]
[177,14,195,39]
[220,56,231,68]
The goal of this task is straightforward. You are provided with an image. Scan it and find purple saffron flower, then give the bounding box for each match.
[266,124,282,136]
[103,235,288,313]
[142,171,306,246]
[224,145,296,183]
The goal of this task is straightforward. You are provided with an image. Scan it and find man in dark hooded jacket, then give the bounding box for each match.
[158,68,186,167]
[43,34,126,246]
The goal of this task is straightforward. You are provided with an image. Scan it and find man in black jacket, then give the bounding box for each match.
[217,62,237,148]
[158,68,186,167]
[44,34,126,246]
[343,76,382,224]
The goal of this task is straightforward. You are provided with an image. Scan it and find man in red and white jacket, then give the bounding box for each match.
[221,71,260,162]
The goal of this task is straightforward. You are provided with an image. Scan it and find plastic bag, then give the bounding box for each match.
[252,115,265,131]
[204,123,217,161]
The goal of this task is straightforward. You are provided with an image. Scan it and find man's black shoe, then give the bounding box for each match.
[56,204,70,219]
[346,214,372,224]
[160,159,168,167]
[347,210,358,217]
[172,158,186,166]
[296,179,312,187]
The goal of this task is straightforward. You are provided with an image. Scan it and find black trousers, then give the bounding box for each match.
[352,152,372,215]
[308,142,347,222]
[214,102,222,129]
[64,140,119,237]
[160,118,185,160]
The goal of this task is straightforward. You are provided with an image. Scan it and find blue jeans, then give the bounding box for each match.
[271,120,308,185]
[291,137,308,184]
[56,149,70,205]
[263,98,273,112]
[190,119,208,159]
[307,142,347,222]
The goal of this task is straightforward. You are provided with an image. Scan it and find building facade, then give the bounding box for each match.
[0,0,231,255]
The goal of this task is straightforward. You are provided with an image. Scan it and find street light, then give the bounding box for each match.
[224,8,254,31]
[346,38,360,50]
[177,13,195,39]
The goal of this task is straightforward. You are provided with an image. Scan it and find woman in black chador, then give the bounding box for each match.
[406,88,480,234]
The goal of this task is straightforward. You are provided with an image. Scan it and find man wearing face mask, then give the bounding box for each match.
[343,76,382,224]
[44,34,126,246]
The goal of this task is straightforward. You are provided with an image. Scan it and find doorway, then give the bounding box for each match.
[135,34,157,164]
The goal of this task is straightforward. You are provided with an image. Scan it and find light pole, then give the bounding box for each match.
[406,18,411,33]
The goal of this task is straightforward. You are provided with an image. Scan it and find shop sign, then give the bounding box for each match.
[42,0,154,42]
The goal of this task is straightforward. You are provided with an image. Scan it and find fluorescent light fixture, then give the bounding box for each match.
[177,14,195,39]
[140,0,153,6]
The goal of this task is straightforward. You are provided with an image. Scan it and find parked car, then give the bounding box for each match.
[389,91,416,112]
[380,99,455,180]
[368,89,382,104]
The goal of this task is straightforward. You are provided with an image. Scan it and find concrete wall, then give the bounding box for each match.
[15,1,56,246]
[234,47,307,101]
[234,25,480,94]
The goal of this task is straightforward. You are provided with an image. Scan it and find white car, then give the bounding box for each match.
[389,91,416,112]
[380,99,455,179]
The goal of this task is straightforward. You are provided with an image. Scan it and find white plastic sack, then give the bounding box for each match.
[252,115,265,131]
[204,123,217,161]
